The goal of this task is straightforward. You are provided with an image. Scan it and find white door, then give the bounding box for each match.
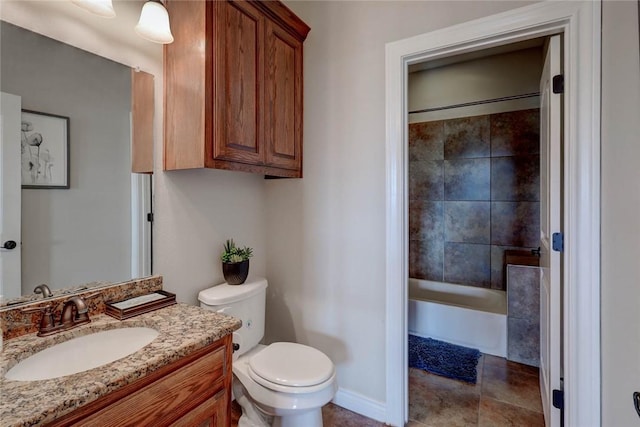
[539,35,562,427]
[0,92,22,300]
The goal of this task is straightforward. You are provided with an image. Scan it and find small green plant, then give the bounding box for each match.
[221,239,254,263]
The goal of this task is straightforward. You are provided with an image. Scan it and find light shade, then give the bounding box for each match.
[71,0,116,18]
[135,1,174,44]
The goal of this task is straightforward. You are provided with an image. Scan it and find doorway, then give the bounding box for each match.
[406,37,550,426]
[384,2,601,426]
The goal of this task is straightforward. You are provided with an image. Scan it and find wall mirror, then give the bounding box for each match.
[0,17,153,307]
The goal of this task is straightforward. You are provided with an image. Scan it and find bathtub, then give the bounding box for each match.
[408,278,507,357]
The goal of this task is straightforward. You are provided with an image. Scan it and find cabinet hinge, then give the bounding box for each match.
[553,74,564,94]
[147,212,154,223]
[553,389,564,410]
[552,232,564,252]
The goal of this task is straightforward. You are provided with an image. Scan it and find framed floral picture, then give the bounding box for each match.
[20,110,69,189]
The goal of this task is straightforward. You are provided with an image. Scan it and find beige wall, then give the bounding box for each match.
[601,1,640,425]
[271,0,536,406]
[154,168,266,304]
[409,47,543,122]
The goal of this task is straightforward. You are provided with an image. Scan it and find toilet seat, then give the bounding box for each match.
[248,342,335,394]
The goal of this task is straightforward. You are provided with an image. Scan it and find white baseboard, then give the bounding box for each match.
[331,387,386,424]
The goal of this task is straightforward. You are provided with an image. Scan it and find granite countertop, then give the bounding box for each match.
[0,303,241,427]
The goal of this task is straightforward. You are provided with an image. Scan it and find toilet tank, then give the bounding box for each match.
[198,277,268,357]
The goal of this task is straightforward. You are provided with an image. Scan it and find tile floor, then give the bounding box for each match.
[232,354,545,427]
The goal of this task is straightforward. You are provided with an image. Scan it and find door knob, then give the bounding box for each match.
[2,240,17,250]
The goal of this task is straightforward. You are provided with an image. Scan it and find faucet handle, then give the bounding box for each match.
[21,305,56,334]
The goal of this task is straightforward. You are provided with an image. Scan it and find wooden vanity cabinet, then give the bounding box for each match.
[164,0,309,178]
[46,335,232,427]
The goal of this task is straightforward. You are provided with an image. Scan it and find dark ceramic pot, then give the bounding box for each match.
[222,260,250,285]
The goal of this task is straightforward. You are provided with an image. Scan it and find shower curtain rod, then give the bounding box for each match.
[408,92,540,114]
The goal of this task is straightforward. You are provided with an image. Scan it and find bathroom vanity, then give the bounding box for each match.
[0,301,241,426]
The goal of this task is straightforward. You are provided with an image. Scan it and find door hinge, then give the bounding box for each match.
[553,74,564,94]
[147,212,154,223]
[553,389,564,410]
[552,232,564,252]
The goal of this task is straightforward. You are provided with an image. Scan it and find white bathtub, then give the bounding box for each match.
[408,278,507,357]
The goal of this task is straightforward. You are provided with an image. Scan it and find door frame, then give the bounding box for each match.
[384,2,601,426]
[131,173,153,279]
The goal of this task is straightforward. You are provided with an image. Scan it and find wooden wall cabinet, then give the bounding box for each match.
[164,0,309,178]
[47,335,232,427]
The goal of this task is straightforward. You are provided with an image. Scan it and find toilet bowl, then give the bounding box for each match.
[233,344,338,427]
[198,278,338,427]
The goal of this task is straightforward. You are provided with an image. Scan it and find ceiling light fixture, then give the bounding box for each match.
[71,0,174,45]
[71,0,116,18]
[135,0,174,45]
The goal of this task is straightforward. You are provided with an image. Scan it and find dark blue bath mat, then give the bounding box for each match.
[408,335,481,383]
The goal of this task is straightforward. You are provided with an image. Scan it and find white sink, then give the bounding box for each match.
[5,327,159,381]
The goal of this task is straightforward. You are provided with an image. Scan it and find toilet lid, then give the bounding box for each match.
[248,342,334,388]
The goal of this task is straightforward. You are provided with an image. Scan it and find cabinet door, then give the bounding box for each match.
[211,0,264,165]
[264,20,303,173]
[170,390,227,427]
[70,346,226,426]
[131,69,154,173]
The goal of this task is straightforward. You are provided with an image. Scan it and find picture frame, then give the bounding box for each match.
[20,109,70,189]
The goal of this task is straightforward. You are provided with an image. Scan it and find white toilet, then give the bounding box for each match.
[198,278,337,427]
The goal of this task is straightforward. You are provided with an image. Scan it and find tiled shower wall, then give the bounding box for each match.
[408,109,540,290]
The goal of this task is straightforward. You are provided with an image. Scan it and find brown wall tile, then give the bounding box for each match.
[491,202,540,247]
[507,317,540,367]
[490,109,540,157]
[409,201,443,241]
[444,115,490,159]
[410,239,444,281]
[444,158,490,201]
[507,265,540,321]
[409,160,443,200]
[491,155,540,201]
[409,121,444,161]
[444,243,491,287]
[444,201,490,244]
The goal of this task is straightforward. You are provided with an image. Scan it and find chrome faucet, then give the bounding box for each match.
[33,284,52,298]
[23,296,91,337]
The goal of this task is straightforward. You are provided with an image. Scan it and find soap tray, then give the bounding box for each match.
[105,291,176,320]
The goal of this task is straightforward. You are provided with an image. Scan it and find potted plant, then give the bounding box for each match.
[221,239,253,285]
